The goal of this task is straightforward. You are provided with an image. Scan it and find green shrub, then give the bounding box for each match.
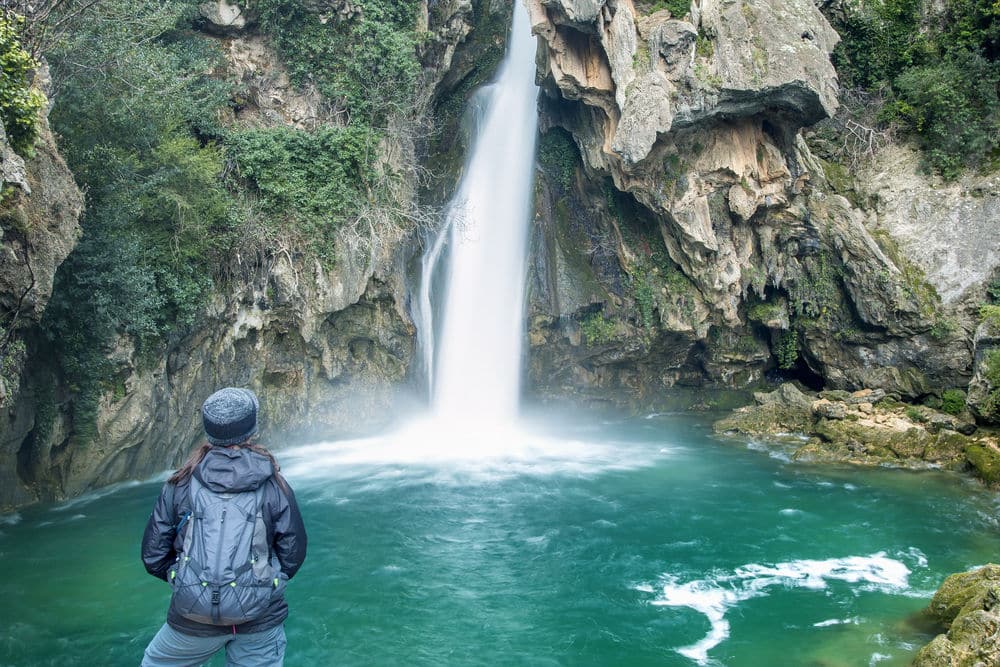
[929,317,957,340]
[981,304,1000,329]
[581,312,617,346]
[0,14,45,155]
[832,0,928,90]
[227,125,380,262]
[980,349,1000,422]
[538,128,578,192]
[776,330,799,370]
[985,349,1000,387]
[889,53,1000,178]
[941,389,967,415]
[640,0,690,17]
[251,0,421,127]
[829,0,1000,178]
[987,278,1000,302]
[634,275,657,329]
[43,0,237,440]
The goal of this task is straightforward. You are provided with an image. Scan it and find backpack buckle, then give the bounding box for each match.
[211,589,221,605]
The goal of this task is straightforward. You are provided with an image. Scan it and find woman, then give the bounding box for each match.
[140,387,307,666]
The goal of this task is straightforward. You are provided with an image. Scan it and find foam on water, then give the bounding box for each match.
[52,480,142,511]
[280,418,671,487]
[0,512,21,526]
[813,617,862,627]
[648,552,916,664]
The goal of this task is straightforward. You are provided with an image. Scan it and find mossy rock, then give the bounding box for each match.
[913,565,1000,667]
[926,565,1000,626]
[792,439,855,463]
[965,444,1000,485]
[924,431,972,466]
[814,419,931,461]
[713,402,813,437]
[912,633,971,666]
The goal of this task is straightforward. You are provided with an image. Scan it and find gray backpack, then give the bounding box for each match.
[169,475,280,625]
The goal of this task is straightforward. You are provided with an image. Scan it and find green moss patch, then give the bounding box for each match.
[965,443,1000,485]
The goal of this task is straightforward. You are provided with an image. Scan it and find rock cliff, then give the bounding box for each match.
[0,70,84,509]
[524,0,998,408]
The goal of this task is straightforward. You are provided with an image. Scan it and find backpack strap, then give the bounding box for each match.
[179,475,203,570]
[250,481,271,578]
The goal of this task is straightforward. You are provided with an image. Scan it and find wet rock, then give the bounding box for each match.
[913,565,1000,667]
[713,383,996,473]
[965,442,1000,486]
[715,383,814,435]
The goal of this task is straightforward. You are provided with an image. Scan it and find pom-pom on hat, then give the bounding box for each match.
[202,387,259,446]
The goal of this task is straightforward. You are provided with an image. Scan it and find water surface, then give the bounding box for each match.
[1,412,998,666]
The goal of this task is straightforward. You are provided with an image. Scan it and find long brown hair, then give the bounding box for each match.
[169,439,286,490]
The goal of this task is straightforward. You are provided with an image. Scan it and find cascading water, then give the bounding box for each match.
[419,1,539,425]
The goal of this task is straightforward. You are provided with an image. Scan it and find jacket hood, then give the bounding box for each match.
[194,446,273,493]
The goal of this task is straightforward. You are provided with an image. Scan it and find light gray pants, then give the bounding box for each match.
[141,623,286,667]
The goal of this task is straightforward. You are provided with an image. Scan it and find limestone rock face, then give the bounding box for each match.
[529,0,838,167]
[0,121,83,331]
[525,0,994,406]
[0,88,84,508]
[14,253,417,502]
[222,35,330,130]
[198,0,255,35]
[692,0,840,127]
[861,145,1000,306]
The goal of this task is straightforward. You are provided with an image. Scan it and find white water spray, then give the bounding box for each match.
[420,2,539,424]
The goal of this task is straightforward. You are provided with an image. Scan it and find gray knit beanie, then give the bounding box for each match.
[202,387,259,446]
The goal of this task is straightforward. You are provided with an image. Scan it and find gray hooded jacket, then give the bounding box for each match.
[141,446,307,636]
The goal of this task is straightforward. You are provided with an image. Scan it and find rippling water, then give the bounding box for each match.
[2,411,998,666]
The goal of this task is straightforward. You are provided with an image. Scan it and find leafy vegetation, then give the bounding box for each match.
[37,0,427,442]
[227,126,379,263]
[538,128,579,192]
[830,0,1000,177]
[0,14,45,155]
[251,0,421,127]
[981,304,1000,329]
[941,388,967,415]
[776,331,799,370]
[637,0,690,17]
[581,312,617,345]
[980,348,1000,422]
[41,0,235,439]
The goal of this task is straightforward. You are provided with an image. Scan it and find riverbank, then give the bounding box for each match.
[714,383,1000,485]
[714,383,1000,665]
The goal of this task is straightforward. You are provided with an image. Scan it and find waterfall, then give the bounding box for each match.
[420,2,539,424]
